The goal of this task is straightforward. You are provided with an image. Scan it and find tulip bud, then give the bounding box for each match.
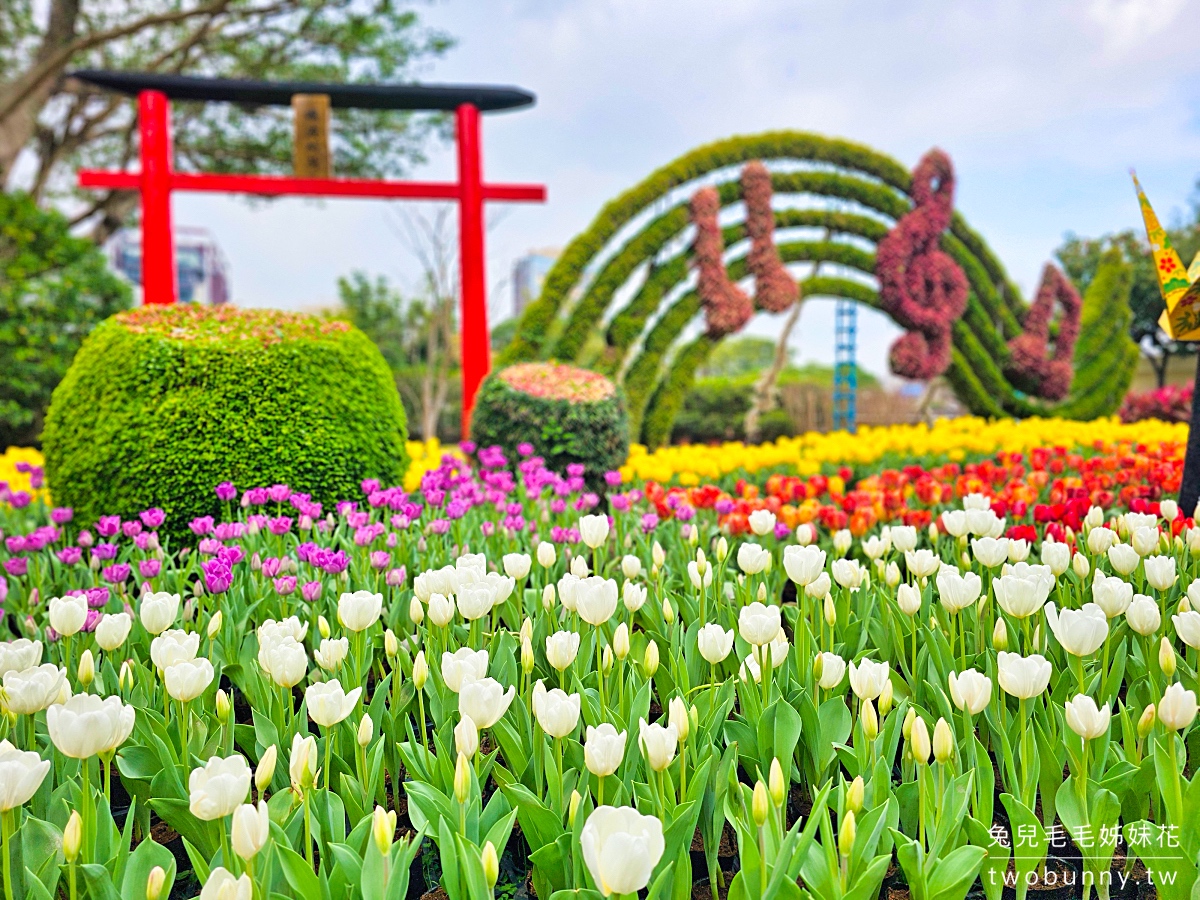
[823,594,836,627]
[77,649,94,688]
[1072,553,1089,579]
[752,780,769,826]
[1181,597,1193,614]
[838,810,857,858]
[542,584,556,611]
[372,805,396,856]
[644,640,659,677]
[413,651,429,690]
[688,526,699,546]
[812,653,824,682]
[933,717,954,763]
[885,562,901,587]
[613,622,630,660]
[602,644,613,675]
[521,634,534,674]
[652,541,666,568]
[717,536,729,562]
[63,810,82,862]
[846,776,864,814]
[146,866,166,900]
[216,688,231,722]
[454,751,471,804]
[208,610,223,639]
[571,555,589,578]
[878,679,894,716]
[992,617,1008,651]
[256,745,277,793]
[928,523,939,544]
[568,789,582,828]
[669,696,690,742]
[690,704,699,735]
[902,707,916,741]
[861,699,879,741]
[119,659,134,692]
[1138,703,1157,738]
[910,716,931,765]
[482,841,499,889]
[318,615,331,640]
[358,714,373,748]
[769,758,785,807]
[1160,638,1177,679]
[662,597,675,625]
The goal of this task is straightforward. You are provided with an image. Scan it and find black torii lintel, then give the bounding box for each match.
[68,70,536,113]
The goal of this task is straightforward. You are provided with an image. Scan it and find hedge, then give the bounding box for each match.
[42,305,407,545]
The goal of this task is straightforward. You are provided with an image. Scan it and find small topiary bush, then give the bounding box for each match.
[42,305,407,544]
[470,362,629,486]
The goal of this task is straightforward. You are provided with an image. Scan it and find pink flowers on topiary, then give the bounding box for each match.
[690,161,799,338]
[499,362,615,403]
[876,148,969,381]
[1005,264,1082,401]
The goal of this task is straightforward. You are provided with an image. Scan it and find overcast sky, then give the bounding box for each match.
[175,0,1200,380]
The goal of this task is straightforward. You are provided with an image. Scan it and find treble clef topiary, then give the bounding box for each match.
[875,148,969,380]
[1006,264,1082,401]
[690,161,799,337]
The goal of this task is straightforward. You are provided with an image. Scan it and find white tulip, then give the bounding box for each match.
[890,526,918,553]
[503,553,532,580]
[262,637,307,688]
[537,542,557,568]
[848,658,890,700]
[165,657,215,702]
[832,558,866,590]
[1007,539,1030,563]
[1040,541,1071,577]
[748,509,777,536]
[151,629,200,671]
[441,648,489,692]
[817,652,847,690]
[1091,571,1133,618]
[1086,526,1118,556]
[688,561,712,590]
[455,715,479,757]
[1108,544,1140,576]
[306,679,363,728]
[458,678,515,728]
[861,535,889,560]
[1174,610,1200,649]
[289,732,318,791]
[638,718,678,771]
[936,566,982,613]
[1145,556,1178,592]
[558,574,580,611]
[804,571,832,600]
[47,694,136,758]
[456,582,497,621]
[832,529,852,555]
[95,613,132,651]
[905,549,939,580]
[1132,526,1160,557]
[48,595,88,638]
[457,553,487,584]
[970,537,1009,569]
[139,592,181,635]
[579,514,611,549]
[941,510,968,538]
[533,683,581,738]
[1126,594,1162,636]
[576,577,619,626]
[996,652,1052,699]
[257,617,308,645]
[580,805,665,897]
[1064,695,1111,740]
[621,556,642,580]
[337,591,383,632]
[966,508,1000,537]
[0,739,50,811]
[545,631,581,671]
[2,664,66,715]
[738,602,781,645]
[200,868,252,900]
[737,543,770,575]
[993,563,1054,619]
[584,724,627,777]
[427,593,456,627]
[622,581,648,612]
[948,669,992,715]
[1044,602,1108,657]
[0,640,41,678]
[697,624,735,664]
[1161,500,1179,522]
[1159,682,1198,731]
[427,565,458,597]
[313,637,349,673]
[189,754,251,820]
[231,800,270,860]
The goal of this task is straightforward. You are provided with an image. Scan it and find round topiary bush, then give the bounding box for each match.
[470,362,629,486]
[42,305,407,544]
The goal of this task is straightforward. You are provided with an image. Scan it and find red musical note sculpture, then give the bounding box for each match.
[690,161,799,337]
[1006,264,1082,401]
[875,149,969,380]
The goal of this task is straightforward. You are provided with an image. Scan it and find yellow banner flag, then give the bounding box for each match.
[1133,171,1200,339]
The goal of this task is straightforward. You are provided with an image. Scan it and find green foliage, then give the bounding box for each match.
[42,305,407,542]
[505,129,1136,442]
[699,337,781,378]
[0,191,131,447]
[470,364,629,486]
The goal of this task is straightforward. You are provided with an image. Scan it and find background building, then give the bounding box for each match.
[111,227,230,305]
[511,248,558,317]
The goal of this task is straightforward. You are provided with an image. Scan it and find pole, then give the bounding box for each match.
[456,103,488,439]
[139,90,177,305]
[1179,355,1200,517]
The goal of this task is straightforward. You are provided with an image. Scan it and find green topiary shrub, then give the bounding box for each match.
[470,362,630,487]
[42,305,407,544]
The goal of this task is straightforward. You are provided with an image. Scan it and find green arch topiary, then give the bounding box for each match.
[500,130,1137,446]
[42,305,408,544]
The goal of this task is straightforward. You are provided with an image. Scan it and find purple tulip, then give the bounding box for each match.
[481,521,495,537]
[714,498,735,516]
[260,557,283,578]
[102,563,131,584]
[77,529,94,548]
[370,551,391,570]
[215,481,237,502]
[138,559,161,578]
[301,581,322,603]
[610,494,631,513]
[429,519,450,536]
[274,576,297,596]
[218,545,245,566]
[243,488,269,506]
[86,587,110,608]
[140,508,166,528]
[135,532,159,551]
[517,443,534,457]
[267,516,292,536]
[0,577,7,603]
[57,546,83,566]
[50,507,74,524]
[267,484,291,504]
[4,536,24,554]
[189,516,215,536]
[361,478,380,494]
[95,516,121,538]
[322,550,350,575]
[604,470,623,487]
[214,522,245,541]
[92,543,118,561]
[641,513,659,533]
[122,520,143,538]
[9,492,30,509]
[202,558,232,593]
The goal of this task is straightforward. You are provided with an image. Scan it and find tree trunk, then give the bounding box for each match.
[744,298,801,442]
[1178,354,1200,517]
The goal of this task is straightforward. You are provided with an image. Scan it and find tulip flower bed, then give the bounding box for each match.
[1,434,1200,900]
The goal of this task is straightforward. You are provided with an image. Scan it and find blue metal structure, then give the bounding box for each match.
[832,299,858,432]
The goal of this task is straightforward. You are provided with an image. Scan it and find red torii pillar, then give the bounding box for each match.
[81,90,544,437]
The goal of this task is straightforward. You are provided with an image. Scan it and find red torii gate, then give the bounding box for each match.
[72,70,546,435]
